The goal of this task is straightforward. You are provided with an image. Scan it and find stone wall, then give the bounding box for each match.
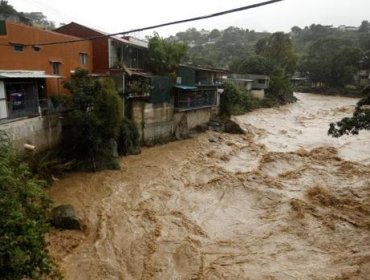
[0,115,61,152]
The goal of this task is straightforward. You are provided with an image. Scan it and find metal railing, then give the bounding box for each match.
[175,95,215,110]
[5,98,62,120]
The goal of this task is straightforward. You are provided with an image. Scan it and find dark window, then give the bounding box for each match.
[51,62,61,75]
[13,44,24,52]
[0,20,6,35]
[33,45,41,52]
[80,53,88,65]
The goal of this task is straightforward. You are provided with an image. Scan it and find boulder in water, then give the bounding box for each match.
[50,204,82,230]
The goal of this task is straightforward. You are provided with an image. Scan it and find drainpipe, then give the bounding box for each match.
[122,74,125,116]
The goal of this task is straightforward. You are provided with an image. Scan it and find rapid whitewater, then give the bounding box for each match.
[48,92,370,279]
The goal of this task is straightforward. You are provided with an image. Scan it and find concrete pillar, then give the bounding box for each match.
[0,81,8,119]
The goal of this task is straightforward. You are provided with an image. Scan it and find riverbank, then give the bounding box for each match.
[47,92,370,279]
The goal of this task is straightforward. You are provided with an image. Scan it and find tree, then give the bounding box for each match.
[299,38,360,87]
[254,32,297,104]
[147,34,187,75]
[0,0,17,16]
[0,131,59,279]
[60,68,122,170]
[231,55,273,75]
[209,29,221,40]
[24,12,55,30]
[329,87,370,137]
[255,32,297,76]
[359,20,370,33]
[0,1,55,30]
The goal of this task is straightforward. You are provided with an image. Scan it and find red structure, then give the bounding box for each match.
[55,22,148,75]
[0,20,92,120]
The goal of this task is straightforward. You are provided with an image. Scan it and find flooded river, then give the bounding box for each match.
[48,93,370,279]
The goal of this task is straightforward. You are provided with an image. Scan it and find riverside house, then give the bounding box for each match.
[0,20,92,121]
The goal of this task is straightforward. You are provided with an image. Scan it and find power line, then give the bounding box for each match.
[2,0,283,47]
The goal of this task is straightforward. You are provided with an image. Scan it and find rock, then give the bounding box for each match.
[50,204,82,230]
[175,114,190,140]
[208,137,218,143]
[194,124,208,133]
[224,119,244,134]
[208,136,222,143]
[208,120,224,132]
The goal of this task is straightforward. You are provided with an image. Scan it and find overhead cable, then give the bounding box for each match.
[1,0,283,47]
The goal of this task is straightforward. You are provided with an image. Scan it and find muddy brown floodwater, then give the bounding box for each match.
[48,93,370,280]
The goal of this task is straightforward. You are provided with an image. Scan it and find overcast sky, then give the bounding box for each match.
[8,0,370,38]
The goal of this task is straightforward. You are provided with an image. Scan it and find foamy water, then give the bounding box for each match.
[235,92,370,164]
[48,93,370,280]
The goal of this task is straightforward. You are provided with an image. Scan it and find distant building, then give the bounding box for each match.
[227,73,270,100]
[338,25,359,32]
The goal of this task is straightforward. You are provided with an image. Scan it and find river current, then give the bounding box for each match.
[48,93,370,279]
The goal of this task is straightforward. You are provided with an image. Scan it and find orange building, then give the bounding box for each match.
[0,20,92,120]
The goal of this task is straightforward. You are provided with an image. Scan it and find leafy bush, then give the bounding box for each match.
[220,81,261,116]
[117,118,140,156]
[266,74,297,105]
[329,86,370,137]
[0,131,59,279]
[60,69,123,171]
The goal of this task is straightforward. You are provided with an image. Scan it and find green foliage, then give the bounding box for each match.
[0,131,59,279]
[299,38,362,88]
[328,87,370,137]
[23,12,55,30]
[61,68,122,171]
[170,26,269,68]
[220,81,261,116]
[359,20,370,33]
[117,119,140,156]
[147,34,187,75]
[230,55,273,75]
[229,32,297,107]
[266,74,296,104]
[256,32,297,76]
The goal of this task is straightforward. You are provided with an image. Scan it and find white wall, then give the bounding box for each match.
[0,115,61,152]
[0,81,8,119]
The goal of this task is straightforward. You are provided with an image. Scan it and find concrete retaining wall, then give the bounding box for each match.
[251,89,265,100]
[174,107,213,130]
[132,101,174,143]
[0,115,61,152]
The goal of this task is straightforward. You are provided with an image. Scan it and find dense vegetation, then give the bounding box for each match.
[169,27,269,68]
[59,69,123,171]
[220,81,262,116]
[0,132,59,279]
[147,34,188,75]
[296,22,370,93]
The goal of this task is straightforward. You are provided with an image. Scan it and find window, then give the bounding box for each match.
[80,53,88,65]
[0,20,6,36]
[51,62,61,75]
[13,44,24,52]
[32,45,41,52]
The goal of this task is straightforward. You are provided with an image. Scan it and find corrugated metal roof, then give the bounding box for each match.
[173,85,197,90]
[179,64,228,73]
[57,22,148,49]
[0,70,62,78]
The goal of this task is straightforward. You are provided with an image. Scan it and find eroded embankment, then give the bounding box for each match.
[48,93,370,279]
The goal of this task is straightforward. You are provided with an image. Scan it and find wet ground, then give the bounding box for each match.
[48,93,370,279]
